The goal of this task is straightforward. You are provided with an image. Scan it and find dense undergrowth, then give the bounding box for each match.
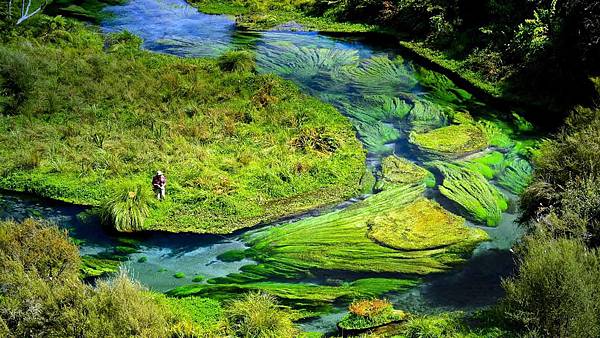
[0,16,366,234]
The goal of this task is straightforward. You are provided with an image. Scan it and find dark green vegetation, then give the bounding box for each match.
[195,0,600,116]
[501,236,600,337]
[0,16,365,234]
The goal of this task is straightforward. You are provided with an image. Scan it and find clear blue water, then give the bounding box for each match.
[0,0,528,332]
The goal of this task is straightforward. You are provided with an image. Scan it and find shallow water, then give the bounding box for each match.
[0,0,529,333]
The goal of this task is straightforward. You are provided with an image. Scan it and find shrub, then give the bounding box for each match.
[339,298,406,331]
[217,50,256,72]
[0,46,35,114]
[224,292,299,337]
[501,236,600,337]
[100,185,150,232]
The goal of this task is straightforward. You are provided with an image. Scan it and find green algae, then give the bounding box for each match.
[367,198,488,251]
[216,249,248,262]
[406,100,448,133]
[497,154,533,194]
[245,183,488,277]
[410,124,489,159]
[432,162,508,226]
[174,272,186,279]
[167,278,419,317]
[374,156,435,190]
[80,255,121,278]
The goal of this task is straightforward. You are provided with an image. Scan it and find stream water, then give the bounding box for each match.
[0,0,528,333]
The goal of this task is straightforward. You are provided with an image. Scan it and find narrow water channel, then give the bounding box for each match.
[0,0,528,333]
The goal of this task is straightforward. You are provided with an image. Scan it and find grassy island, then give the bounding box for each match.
[0,17,366,234]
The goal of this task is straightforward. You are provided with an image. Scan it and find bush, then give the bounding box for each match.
[224,292,299,337]
[501,236,600,337]
[217,50,256,72]
[0,219,178,337]
[0,47,35,114]
[100,185,150,232]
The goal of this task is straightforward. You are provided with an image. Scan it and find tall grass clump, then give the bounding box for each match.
[217,50,256,72]
[0,47,35,114]
[100,185,150,232]
[224,292,299,338]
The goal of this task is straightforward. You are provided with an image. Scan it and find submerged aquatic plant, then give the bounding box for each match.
[243,183,487,277]
[367,198,487,250]
[374,155,435,190]
[414,66,472,106]
[100,185,150,232]
[406,100,448,133]
[257,42,359,87]
[345,56,418,96]
[497,154,533,194]
[432,162,508,226]
[410,124,489,159]
[351,118,401,155]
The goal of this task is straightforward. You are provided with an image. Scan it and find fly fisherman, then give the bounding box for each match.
[152,171,166,200]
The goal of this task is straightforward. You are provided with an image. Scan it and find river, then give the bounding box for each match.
[0,0,528,333]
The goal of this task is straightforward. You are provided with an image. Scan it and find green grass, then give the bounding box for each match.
[187,0,376,32]
[0,18,365,234]
[432,162,508,226]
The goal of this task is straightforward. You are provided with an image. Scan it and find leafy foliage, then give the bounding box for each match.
[502,237,600,337]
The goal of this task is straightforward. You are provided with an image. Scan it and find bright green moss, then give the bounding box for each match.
[410,124,489,159]
[174,272,186,279]
[367,198,488,251]
[432,162,508,226]
[375,155,435,190]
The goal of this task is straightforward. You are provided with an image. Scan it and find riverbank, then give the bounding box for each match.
[0,17,366,234]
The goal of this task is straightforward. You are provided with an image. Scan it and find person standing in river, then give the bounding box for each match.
[152,171,166,200]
